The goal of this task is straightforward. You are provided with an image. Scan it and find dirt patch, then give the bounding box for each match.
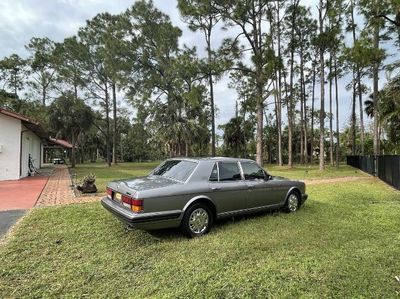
[303,176,372,185]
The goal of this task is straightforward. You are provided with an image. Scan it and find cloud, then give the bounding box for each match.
[0,0,396,134]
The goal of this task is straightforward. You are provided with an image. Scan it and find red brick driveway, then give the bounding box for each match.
[0,176,49,211]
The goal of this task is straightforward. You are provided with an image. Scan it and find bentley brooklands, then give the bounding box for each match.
[101,157,308,237]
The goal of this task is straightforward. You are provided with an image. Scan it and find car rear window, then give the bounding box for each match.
[153,160,197,182]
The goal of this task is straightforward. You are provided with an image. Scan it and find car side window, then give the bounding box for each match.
[209,163,218,181]
[241,162,266,180]
[218,162,242,181]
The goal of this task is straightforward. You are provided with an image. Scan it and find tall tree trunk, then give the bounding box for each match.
[287,1,299,168]
[242,103,247,158]
[300,50,308,164]
[74,82,78,102]
[112,82,117,165]
[311,63,316,163]
[373,17,380,155]
[120,136,123,162]
[206,24,216,157]
[357,71,365,155]
[329,55,334,166]
[300,86,304,164]
[253,6,263,167]
[105,81,111,167]
[351,78,356,155]
[276,4,283,166]
[319,0,325,171]
[300,42,306,164]
[13,71,17,97]
[350,0,364,155]
[256,77,264,166]
[287,44,294,168]
[42,84,46,106]
[334,54,340,168]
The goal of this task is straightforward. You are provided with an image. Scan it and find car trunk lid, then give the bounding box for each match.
[106,176,178,213]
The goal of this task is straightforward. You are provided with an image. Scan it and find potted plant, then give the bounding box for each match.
[77,173,97,193]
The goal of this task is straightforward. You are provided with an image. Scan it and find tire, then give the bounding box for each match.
[284,191,300,213]
[181,203,213,238]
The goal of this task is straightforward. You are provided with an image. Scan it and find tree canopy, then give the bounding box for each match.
[1,0,399,167]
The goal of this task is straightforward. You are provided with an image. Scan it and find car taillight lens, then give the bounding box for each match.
[106,187,112,198]
[121,194,143,213]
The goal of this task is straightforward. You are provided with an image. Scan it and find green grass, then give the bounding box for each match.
[265,164,369,180]
[73,162,160,193]
[73,161,369,193]
[1,177,399,297]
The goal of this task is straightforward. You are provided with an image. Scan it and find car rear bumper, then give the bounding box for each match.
[101,197,182,230]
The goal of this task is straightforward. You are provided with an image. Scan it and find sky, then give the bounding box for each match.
[0,0,397,133]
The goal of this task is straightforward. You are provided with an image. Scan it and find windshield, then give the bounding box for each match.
[152,160,197,182]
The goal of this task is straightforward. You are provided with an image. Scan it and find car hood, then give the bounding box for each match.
[111,175,178,192]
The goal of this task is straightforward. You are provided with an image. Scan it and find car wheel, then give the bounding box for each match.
[284,191,300,213]
[182,203,213,238]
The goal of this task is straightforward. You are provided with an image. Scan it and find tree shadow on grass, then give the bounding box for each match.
[140,201,324,241]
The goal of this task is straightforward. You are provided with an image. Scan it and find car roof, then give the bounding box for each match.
[167,157,256,163]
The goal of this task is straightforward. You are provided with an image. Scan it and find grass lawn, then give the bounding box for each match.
[73,162,160,193]
[73,161,369,193]
[1,167,399,297]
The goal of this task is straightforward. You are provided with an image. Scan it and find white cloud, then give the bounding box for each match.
[0,0,396,133]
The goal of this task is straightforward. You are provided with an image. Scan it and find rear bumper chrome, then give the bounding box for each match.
[101,197,182,229]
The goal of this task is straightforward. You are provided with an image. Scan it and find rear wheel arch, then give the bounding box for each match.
[181,198,216,238]
[183,196,217,220]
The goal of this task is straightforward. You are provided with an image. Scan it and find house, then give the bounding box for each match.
[0,108,48,181]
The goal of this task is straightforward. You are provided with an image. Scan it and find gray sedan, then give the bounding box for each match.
[101,157,307,237]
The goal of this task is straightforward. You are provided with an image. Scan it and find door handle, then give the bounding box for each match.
[210,187,221,191]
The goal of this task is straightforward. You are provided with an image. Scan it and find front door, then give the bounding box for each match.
[241,161,281,208]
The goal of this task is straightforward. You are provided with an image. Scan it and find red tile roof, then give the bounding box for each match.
[48,138,74,149]
[0,108,73,148]
[0,108,39,125]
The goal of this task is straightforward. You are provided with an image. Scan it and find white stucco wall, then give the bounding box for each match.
[20,125,41,178]
[0,114,21,180]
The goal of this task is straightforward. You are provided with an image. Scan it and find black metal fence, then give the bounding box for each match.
[347,155,400,190]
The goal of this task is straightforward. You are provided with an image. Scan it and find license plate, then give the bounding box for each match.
[114,193,122,202]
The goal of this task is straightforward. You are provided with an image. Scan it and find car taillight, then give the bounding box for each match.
[121,194,143,213]
[106,187,112,198]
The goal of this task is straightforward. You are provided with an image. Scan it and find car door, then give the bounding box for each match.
[241,161,282,208]
[208,162,247,214]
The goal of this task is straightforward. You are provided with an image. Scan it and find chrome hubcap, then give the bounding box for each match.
[288,194,299,212]
[189,208,209,234]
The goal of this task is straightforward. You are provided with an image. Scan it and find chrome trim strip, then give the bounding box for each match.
[101,197,182,223]
[217,203,283,218]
